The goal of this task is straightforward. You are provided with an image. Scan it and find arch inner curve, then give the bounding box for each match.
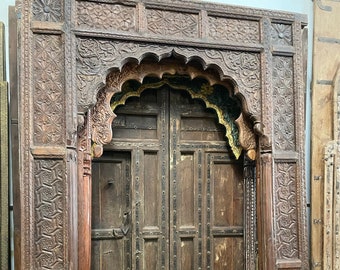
[90,59,257,159]
[112,75,243,158]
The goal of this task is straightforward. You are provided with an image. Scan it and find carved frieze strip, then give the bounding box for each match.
[273,161,299,260]
[272,56,296,151]
[32,0,64,22]
[76,37,261,119]
[33,159,68,269]
[33,34,65,146]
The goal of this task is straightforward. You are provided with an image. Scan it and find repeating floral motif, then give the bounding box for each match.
[32,0,63,22]
[34,160,65,269]
[146,9,198,38]
[272,56,295,150]
[77,2,135,32]
[271,23,293,46]
[205,49,261,115]
[209,17,259,44]
[33,35,65,145]
[275,163,299,259]
[76,38,261,118]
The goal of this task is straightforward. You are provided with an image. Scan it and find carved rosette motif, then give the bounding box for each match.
[146,9,198,38]
[271,23,293,46]
[274,162,299,259]
[34,159,66,269]
[76,1,136,32]
[76,38,261,119]
[272,56,295,151]
[32,0,63,22]
[208,16,259,44]
[33,34,65,145]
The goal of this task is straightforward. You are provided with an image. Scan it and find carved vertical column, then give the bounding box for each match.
[244,157,257,270]
[77,112,92,270]
[17,0,73,268]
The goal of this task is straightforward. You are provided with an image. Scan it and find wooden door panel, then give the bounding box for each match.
[91,153,131,270]
[92,86,249,269]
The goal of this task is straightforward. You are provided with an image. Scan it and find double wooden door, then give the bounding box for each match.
[91,86,245,269]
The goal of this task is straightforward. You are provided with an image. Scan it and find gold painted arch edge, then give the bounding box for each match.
[90,60,258,160]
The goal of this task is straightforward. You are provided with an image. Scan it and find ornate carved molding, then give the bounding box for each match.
[208,16,259,44]
[146,9,198,38]
[274,162,299,260]
[90,61,258,160]
[271,23,293,46]
[76,1,136,32]
[33,34,65,146]
[32,0,63,22]
[76,38,261,120]
[272,56,295,151]
[34,159,66,269]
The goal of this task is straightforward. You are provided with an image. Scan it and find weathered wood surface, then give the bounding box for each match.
[311,2,340,269]
[15,0,308,269]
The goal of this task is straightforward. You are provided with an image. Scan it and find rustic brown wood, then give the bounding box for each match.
[15,0,308,269]
[92,86,249,269]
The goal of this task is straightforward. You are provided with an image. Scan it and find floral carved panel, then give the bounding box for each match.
[272,56,295,151]
[274,162,299,260]
[32,0,63,22]
[34,159,66,269]
[271,23,293,46]
[76,38,261,118]
[76,1,136,32]
[146,9,199,38]
[33,34,65,145]
[208,16,260,44]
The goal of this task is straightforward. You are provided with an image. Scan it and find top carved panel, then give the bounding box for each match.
[208,16,259,44]
[76,1,136,32]
[271,23,293,46]
[32,0,64,22]
[146,9,198,38]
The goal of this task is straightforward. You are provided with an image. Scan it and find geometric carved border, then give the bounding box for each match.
[274,162,299,260]
[34,159,66,269]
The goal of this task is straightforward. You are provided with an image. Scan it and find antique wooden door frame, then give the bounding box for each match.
[15,0,308,269]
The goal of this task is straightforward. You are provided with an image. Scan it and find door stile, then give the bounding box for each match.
[244,157,257,270]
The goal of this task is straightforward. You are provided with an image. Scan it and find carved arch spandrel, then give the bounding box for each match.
[76,38,262,119]
[90,60,259,160]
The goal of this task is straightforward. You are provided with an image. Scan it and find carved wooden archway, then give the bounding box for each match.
[78,58,260,269]
[16,0,308,269]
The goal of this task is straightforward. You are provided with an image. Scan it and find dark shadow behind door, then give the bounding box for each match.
[91,86,247,269]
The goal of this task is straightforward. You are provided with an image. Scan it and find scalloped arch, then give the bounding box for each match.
[90,59,258,159]
[76,39,261,119]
